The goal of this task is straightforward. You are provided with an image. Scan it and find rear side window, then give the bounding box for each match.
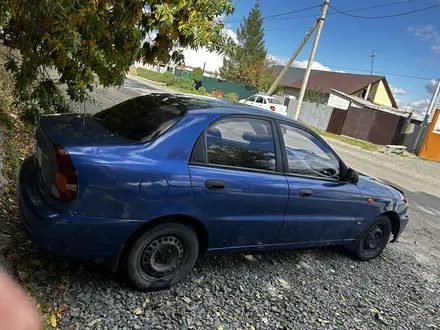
[94,95,186,142]
[267,97,281,105]
[204,117,276,171]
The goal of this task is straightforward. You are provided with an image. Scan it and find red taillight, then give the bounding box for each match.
[51,144,78,202]
[270,106,276,111]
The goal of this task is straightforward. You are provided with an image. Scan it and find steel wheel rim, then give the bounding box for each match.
[363,225,385,253]
[138,234,186,280]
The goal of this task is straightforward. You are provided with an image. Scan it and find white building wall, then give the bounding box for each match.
[327,92,350,110]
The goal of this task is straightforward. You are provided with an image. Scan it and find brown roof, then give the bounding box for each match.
[286,71,384,95]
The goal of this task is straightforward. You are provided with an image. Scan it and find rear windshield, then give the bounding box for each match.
[94,95,186,142]
[267,98,281,105]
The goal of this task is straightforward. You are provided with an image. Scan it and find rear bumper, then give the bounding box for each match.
[18,156,142,270]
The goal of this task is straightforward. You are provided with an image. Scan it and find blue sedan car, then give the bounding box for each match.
[18,94,408,290]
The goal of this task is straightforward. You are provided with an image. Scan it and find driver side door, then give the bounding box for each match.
[275,122,363,245]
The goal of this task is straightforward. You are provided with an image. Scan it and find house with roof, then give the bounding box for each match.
[278,66,399,109]
[272,66,426,148]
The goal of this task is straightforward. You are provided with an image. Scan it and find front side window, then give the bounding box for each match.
[205,117,276,171]
[247,96,256,102]
[280,123,340,179]
[255,96,264,104]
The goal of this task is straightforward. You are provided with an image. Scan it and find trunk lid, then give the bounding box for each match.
[35,114,130,195]
[39,114,130,147]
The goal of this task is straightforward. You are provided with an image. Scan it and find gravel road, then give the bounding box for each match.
[5,79,440,329]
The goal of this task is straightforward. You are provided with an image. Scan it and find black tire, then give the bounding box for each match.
[352,216,391,261]
[126,222,199,291]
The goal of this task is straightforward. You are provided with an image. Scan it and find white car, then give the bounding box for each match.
[239,94,288,115]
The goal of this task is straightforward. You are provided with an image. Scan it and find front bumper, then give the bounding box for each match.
[390,210,409,243]
[18,156,142,270]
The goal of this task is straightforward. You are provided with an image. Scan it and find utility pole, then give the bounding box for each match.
[370,49,376,75]
[413,79,440,153]
[267,20,319,96]
[294,0,329,120]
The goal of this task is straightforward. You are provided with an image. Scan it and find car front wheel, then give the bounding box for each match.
[352,216,391,261]
[126,222,199,291]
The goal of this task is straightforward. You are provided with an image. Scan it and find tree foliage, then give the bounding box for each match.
[304,84,327,104]
[220,1,276,91]
[0,0,235,121]
[191,67,204,82]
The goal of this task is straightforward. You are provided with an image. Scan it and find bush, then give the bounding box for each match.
[192,67,203,82]
[225,92,239,102]
[198,87,207,95]
[162,72,177,86]
[136,68,194,90]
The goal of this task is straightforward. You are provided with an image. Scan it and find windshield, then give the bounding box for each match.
[267,97,281,105]
[94,95,186,142]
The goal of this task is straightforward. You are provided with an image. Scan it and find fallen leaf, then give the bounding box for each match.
[250,326,255,330]
[255,292,261,299]
[50,314,57,327]
[145,298,150,303]
[317,318,329,324]
[182,296,191,303]
[335,312,340,316]
[60,275,69,284]
[364,297,369,303]
[134,307,142,315]
[56,305,67,319]
[340,295,345,301]
[217,326,223,330]
[4,186,9,194]
[58,284,67,290]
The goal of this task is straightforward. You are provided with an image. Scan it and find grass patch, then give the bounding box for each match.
[314,128,383,152]
[132,68,208,96]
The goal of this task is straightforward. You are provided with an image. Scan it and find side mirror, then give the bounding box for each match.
[345,168,359,184]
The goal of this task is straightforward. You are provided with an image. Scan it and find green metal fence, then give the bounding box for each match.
[167,68,257,100]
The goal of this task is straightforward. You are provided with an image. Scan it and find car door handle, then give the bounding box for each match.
[205,180,226,190]
[299,189,313,197]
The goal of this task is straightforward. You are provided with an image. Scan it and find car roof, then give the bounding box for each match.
[147,93,305,128]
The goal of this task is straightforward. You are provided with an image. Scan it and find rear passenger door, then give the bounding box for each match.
[189,116,289,249]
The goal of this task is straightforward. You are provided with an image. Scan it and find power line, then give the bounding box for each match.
[227,0,419,22]
[328,65,433,81]
[272,59,433,80]
[263,4,321,19]
[265,27,310,31]
[329,2,440,19]
[226,4,321,23]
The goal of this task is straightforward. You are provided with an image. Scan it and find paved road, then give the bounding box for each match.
[70,75,169,114]
[328,140,440,265]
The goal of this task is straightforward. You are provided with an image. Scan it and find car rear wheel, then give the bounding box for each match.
[352,216,391,261]
[126,222,199,291]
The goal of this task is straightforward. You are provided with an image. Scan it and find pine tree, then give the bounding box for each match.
[220,1,269,88]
